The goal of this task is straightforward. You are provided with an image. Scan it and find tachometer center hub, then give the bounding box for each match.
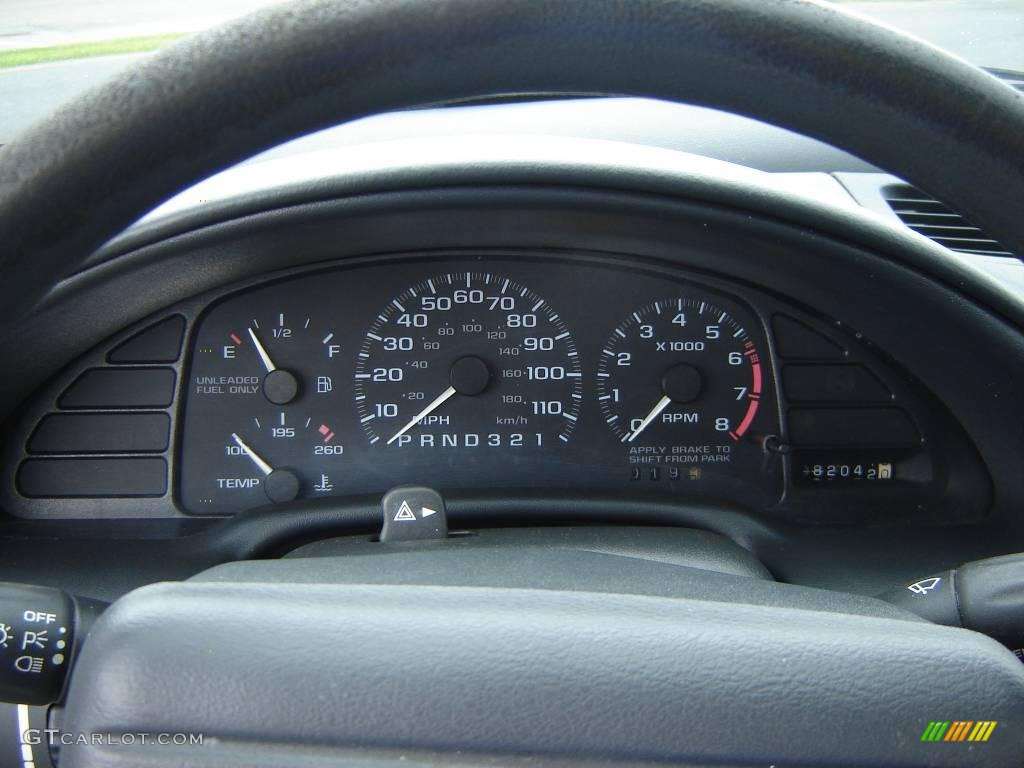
[661,364,703,404]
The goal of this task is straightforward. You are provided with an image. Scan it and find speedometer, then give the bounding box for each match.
[355,272,582,449]
[596,297,763,445]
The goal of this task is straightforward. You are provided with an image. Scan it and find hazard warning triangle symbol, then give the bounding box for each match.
[393,501,416,522]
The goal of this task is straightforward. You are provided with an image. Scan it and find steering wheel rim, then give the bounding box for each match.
[0,0,1022,323]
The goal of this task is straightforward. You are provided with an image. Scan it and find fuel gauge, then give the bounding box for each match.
[181,306,348,514]
[196,312,339,404]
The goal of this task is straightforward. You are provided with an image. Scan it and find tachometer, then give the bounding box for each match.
[355,272,582,449]
[596,298,763,446]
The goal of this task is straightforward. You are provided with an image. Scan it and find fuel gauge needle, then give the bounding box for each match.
[247,327,277,373]
[231,432,273,476]
[387,385,458,445]
[626,395,672,443]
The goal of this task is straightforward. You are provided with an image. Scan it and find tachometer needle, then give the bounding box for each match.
[626,394,673,443]
[386,385,458,445]
[248,327,277,373]
[231,432,273,476]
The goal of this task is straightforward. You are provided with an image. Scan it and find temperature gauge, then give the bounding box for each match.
[180,307,348,514]
[209,411,345,509]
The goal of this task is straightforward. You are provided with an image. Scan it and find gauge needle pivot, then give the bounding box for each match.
[626,394,673,443]
[231,432,273,475]
[387,386,458,445]
[248,327,277,373]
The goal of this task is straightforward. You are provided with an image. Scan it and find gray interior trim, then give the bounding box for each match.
[59,581,1024,768]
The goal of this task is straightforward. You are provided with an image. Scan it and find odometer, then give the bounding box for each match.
[596,297,763,446]
[355,272,582,449]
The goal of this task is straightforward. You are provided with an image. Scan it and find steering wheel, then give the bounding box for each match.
[1,1,1023,766]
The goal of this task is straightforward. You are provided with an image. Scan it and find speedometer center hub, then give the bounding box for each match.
[450,355,492,396]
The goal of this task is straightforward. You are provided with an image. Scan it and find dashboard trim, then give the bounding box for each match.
[1,244,991,527]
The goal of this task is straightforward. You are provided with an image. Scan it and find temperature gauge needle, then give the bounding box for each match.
[248,327,277,373]
[231,432,300,503]
[231,432,273,476]
[626,395,673,443]
[387,385,458,445]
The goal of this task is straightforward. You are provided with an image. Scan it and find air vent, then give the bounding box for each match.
[882,184,1014,258]
[985,67,1024,93]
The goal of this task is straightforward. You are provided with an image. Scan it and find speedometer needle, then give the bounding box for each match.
[387,386,458,445]
[231,432,273,476]
[626,395,673,443]
[248,327,277,373]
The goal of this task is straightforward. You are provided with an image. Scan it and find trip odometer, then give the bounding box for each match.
[355,272,582,449]
[597,297,763,445]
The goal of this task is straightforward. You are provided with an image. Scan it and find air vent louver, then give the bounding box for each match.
[985,67,1024,93]
[882,184,1014,258]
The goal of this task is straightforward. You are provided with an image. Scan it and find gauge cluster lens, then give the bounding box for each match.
[178,260,782,514]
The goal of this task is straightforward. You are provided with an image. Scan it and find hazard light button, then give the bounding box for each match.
[379,486,449,543]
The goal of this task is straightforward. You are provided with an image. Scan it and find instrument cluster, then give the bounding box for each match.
[180,259,782,514]
[8,253,989,524]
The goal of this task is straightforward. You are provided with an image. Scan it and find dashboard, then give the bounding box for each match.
[2,252,989,526]
[0,64,1020,602]
[3,7,1024,766]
